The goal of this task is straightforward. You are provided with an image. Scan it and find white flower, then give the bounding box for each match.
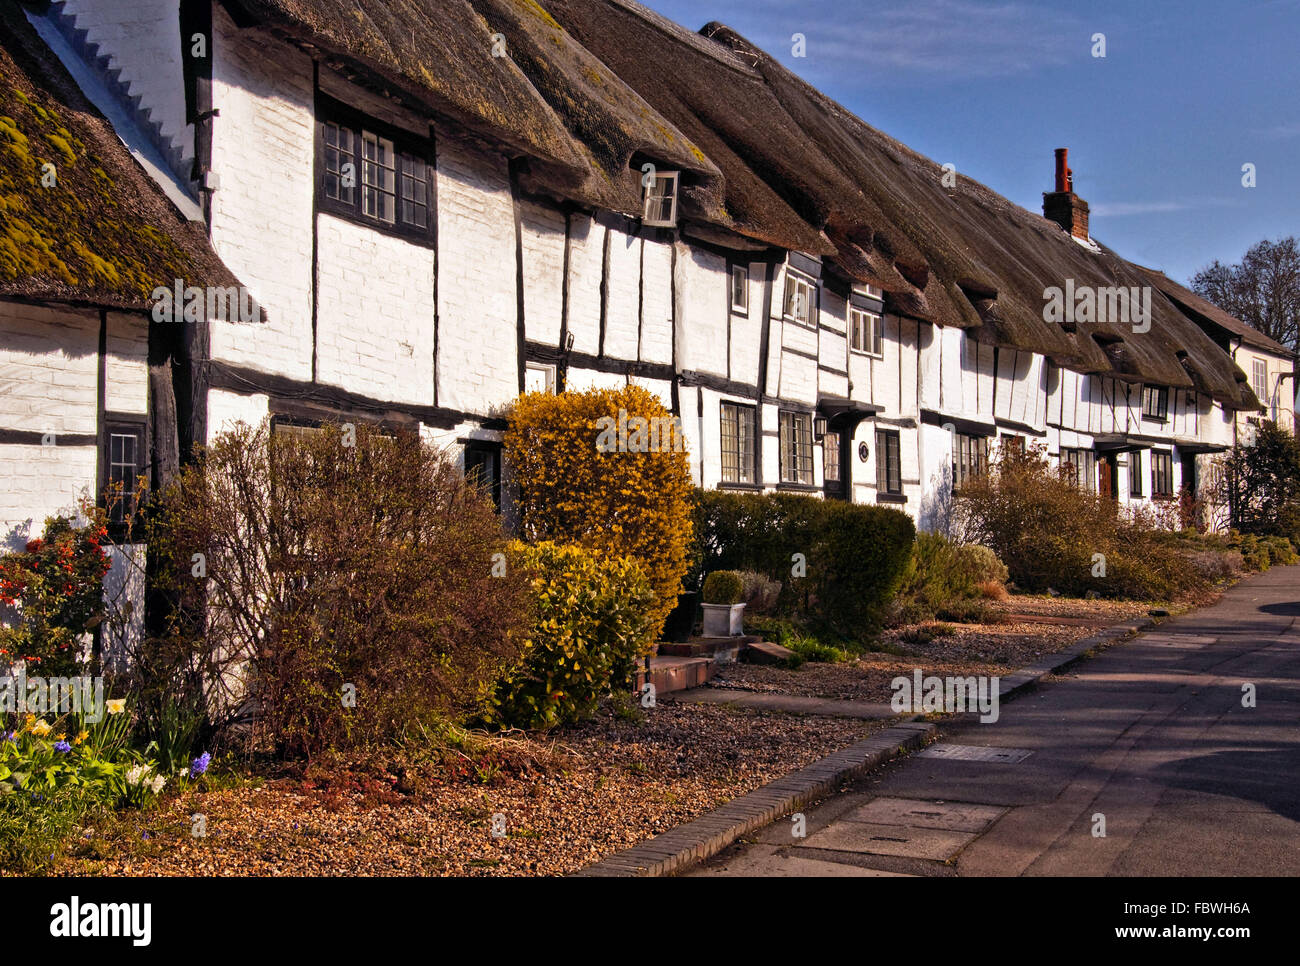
[149,775,166,795]
[125,764,149,786]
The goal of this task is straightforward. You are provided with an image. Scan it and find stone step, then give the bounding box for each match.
[742,640,798,665]
[634,656,715,696]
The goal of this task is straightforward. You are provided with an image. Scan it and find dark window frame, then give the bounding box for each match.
[463,440,503,511]
[100,414,147,530]
[720,401,757,485]
[1060,447,1097,493]
[1129,449,1144,497]
[1151,450,1173,497]
[315,94,436,245]
[1141,385,1169,422]
[952,432,990,493]
[875,428,902,496]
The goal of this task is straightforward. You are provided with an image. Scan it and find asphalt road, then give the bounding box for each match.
[691,565,1300,876]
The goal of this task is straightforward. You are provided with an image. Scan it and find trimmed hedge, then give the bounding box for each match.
[484,541,658,731]
[691,490,915,638]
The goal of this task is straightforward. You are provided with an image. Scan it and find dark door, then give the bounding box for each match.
[822,429,848,500]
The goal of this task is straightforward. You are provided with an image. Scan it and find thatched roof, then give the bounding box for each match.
[1136,265,1291,357]
[0,0,242,311]
[225,0,720,216]
[540,0,1259,408]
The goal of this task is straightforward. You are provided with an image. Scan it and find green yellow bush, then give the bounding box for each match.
[701,570,744,604]
[506,386,694,633]
[484,541,658,731]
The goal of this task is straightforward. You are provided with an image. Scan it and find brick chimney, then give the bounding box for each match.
[1042,148,1090,240]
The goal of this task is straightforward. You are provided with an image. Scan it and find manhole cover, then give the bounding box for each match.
[844,797,1007,832]
[1141,635,1214,648]
[919,744,1032,763]
[798,822,977,860]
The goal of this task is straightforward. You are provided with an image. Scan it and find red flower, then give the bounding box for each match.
[25,539,43,553]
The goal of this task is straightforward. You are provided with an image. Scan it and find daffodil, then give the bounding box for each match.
[31,719,51,737]
[74,730,89,744]
[105,699,126,715]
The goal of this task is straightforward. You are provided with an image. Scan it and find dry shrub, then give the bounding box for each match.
[957,442,1206,601]
[143,420,529,758]
[977,579,1009,601]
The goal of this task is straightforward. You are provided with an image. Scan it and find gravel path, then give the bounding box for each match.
[56,704,889,877]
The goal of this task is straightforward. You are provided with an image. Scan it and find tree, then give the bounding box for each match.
[1221,420,1300,541]
[1191,236,1300,352]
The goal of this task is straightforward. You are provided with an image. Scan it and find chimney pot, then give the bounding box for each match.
[1044,147,1089,239]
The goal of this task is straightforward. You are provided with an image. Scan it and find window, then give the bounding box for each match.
[1060,448,1097,493]
[317,104,433,241]
[1252,359,1270,414]
[779,411,814,485]
[1129,450,1143,497]
[1151,451,1173,497]
[782,271,816,328]
[875,429,902,496]
[850,307,883,356]
[854,284,883,300]
[464,441,502,510]
[730,265,749,315]
[1000,434,1025,458]
[823,431,840,483]
[1141,385,1169,421]
[525,362,556,394]
[642,170,678,226]
[103,419,145,524]
[720,402,756,484]
[953,433,989,491]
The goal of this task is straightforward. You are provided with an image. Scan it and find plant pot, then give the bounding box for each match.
[662,591,700,643]
[700,602,746,637]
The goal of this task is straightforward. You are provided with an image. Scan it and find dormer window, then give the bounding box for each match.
[317,98,434,243]
[642,170,679,227]
[783,270,816,328]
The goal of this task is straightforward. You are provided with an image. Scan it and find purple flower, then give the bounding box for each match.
[2,731,14,743]
[189,752,211,779]
[54,740,71,753]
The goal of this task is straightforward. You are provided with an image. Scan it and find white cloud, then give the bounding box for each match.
[732,0,1085,79]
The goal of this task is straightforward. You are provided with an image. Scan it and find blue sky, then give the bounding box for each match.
[642,0,1300,285]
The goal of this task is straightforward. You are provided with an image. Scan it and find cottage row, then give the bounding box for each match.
[1,0,1293,559]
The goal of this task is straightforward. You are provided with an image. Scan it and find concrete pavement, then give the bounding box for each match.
[690,565,1300,876]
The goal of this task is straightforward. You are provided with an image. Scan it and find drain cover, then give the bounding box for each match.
[798,822,976,860]
[1141,635,1214,648]
[919,744,1032,763]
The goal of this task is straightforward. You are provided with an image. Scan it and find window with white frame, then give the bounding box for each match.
[642,170,679,226]
[525,362,556,394]
[720,402,756,484]
[850,307,883,356]
[730,265,749,315]
[782,271,816,327]
[1252,359,1268,406]
[779,411,814,485]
